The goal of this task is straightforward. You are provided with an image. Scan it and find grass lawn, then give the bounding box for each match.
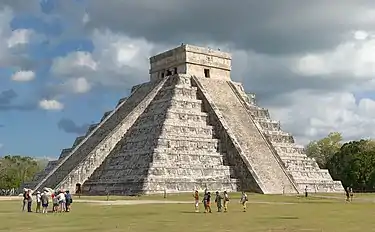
[0,193,374,232]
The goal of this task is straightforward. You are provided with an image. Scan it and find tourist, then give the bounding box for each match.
[65,190,72,212]
[22,189,28,211]
[214,191,223,212]
[41,190,49,214]
[35,191,42,213]
[345,187,350,202]
[52,192,59,212]
[223,191,229,212]
[193,190,199,212]
[58,190,66,212]
[304,186,308,197]
[349,187,354,202]
[206,192,212,213]
[27,189,33,212]
[202,191,208,213]
[240,191,248,212]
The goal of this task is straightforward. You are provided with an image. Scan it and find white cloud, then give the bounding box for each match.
[66,77,92,94]
[7,29,33,48]
[52,51,97,77]
[354,30,369,40]
[50,29,164,89]
[294,31,375,78]
[11,70,35,82]
[38,99,64,111]
[268,90,375,144]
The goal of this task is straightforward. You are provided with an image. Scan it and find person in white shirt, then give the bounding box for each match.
[57,190,66,213]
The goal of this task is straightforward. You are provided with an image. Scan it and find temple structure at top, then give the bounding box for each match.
[25,44,344,195]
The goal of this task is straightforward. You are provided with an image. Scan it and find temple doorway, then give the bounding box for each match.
[75,183,82,194]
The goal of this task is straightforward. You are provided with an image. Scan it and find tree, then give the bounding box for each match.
[305,132,343,168]
[326,139,375,191]
[0,155,47,195]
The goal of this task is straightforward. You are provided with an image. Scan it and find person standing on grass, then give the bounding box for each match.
[35,191,42,213]
[22,189,28,211]
[223,191,229,212]
[65,190,72,212]
[41,191,49,214]
[193,190,199,212]
[214,191,223,212]
[202,191,209,213]
[345,187,350,202]
[206,192,212,213]
[27,190,33,212]
[304,186,308,197]
[52,192,59,212]
[58,190,66,212]
[349,188,354,202]
[240,192,248,212]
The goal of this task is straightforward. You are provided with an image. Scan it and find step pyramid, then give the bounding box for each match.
[26,44,344,195]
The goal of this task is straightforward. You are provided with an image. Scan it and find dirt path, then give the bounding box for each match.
[75,199,296,206]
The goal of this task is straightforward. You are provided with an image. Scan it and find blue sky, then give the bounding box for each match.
[2,0,375,158]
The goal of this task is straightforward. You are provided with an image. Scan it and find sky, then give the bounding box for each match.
[1,0,375,159]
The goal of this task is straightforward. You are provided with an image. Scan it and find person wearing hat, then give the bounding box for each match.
[35,191,42,213]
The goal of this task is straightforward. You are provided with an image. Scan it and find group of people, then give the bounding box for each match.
[22,188,73,213]
[193,189,248,213]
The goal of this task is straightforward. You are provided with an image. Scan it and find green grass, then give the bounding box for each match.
[1,194,375,232]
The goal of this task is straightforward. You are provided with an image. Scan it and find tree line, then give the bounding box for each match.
[306,132,375,191]
[0,155,47,195]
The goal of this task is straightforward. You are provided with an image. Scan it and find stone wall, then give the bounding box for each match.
[150,44,231,81]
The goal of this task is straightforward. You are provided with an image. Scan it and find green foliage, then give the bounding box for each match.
[0,155,47,194]
[326,139,375,191]
[305,132,343,168]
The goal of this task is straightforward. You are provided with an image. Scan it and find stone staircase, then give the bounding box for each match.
[32,79,166,193]
[193,77,298,194]
[230,82,344,193]
[83,75,239,195]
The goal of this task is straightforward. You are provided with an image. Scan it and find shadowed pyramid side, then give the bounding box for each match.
[32,78,168,193]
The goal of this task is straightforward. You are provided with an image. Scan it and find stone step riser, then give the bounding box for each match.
[266,134,294,143]
[257,121,281,131]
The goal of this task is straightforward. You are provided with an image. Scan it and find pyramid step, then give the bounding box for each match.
[100,111,113,122]
[72,136,85,148]
[126,123,215,140]
[256,120,281,131]
[86,123,99,135]
[151,98,203,110]
[59,148,73,159]
[247,107,270,119]
[117,97,128,106]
